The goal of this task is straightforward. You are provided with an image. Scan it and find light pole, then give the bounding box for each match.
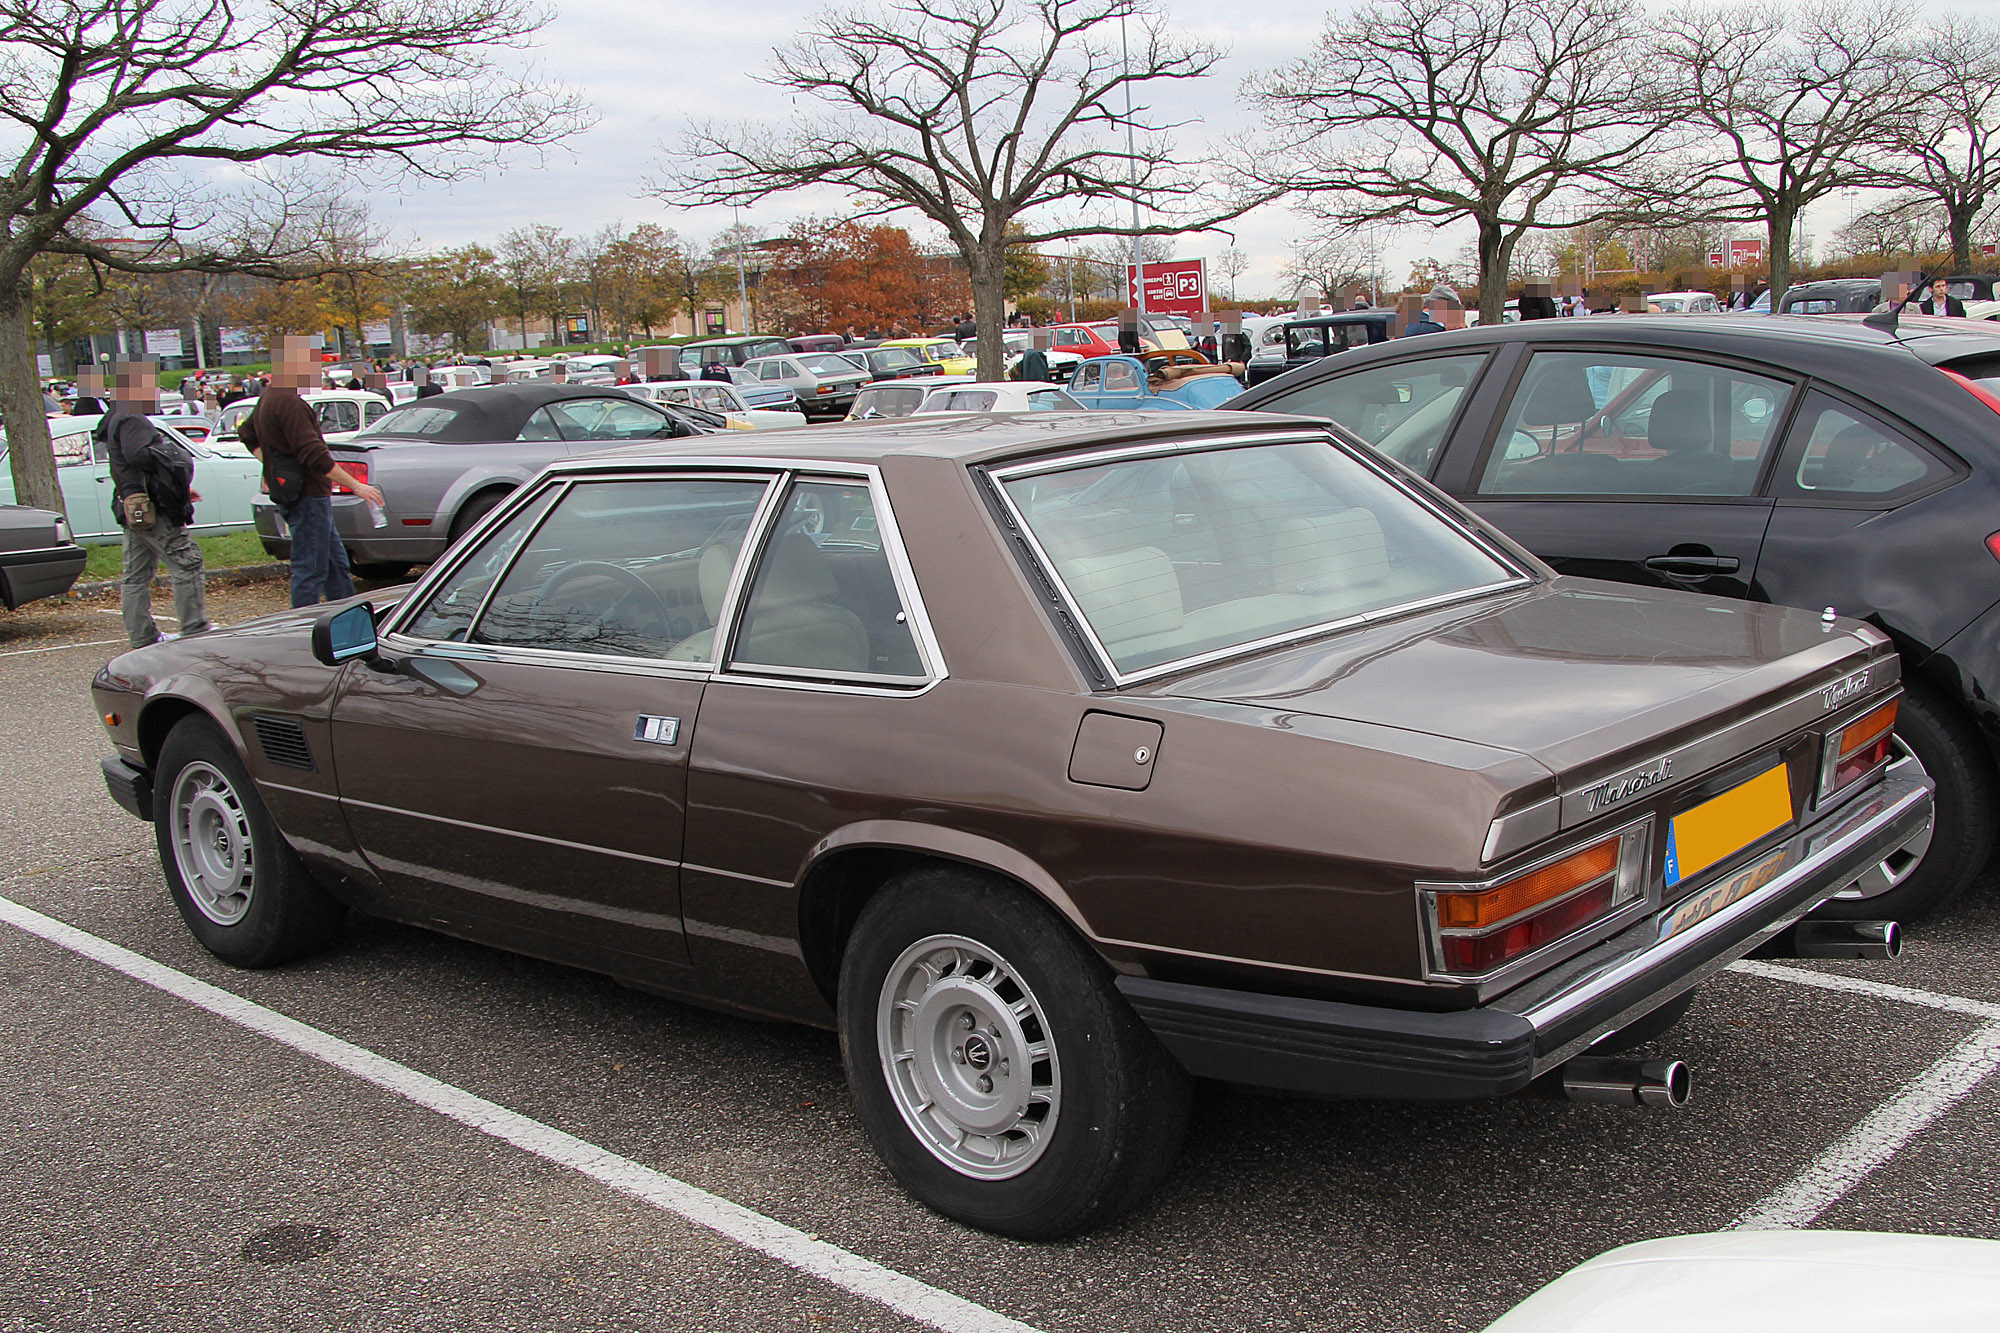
[1121,14,1145,328]
[733,205,751,333]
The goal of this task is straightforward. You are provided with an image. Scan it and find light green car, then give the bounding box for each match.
[0,415,265,545]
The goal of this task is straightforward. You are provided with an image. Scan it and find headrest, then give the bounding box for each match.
[753,533,840,608]
[1058,546,1183,643]
[1271,509,1389,595]
[1646,389,1712,453]
[1519,366,1597,425]
[698,540,738,621]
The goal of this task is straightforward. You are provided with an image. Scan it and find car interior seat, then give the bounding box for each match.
[1643,388,1738,492]
[730,533,870,672]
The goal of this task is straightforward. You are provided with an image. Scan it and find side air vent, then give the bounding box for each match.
[249,715,315,772]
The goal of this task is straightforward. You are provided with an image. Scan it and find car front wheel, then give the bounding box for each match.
[154,717,345,967]
[838,868,1191,1239]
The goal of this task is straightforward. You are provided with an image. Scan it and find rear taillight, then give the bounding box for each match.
[1422,825,1648,979]
[1943,367,2000,418]
[330,460,369,495]
[1986,532,2000,565]
[1821,697,1898,802]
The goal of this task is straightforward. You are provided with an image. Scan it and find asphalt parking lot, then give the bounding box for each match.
[6,582,2000,1332]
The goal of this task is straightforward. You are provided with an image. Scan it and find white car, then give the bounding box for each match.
[427,364,490,390]
[624,380,807,430]
[958,332,1083,382]
[1644,290,1724,314]
[215,388,393,450]
[0,415,264,543]
[1483,1231,2000,1331]
[911,380,1088,413]
[562,354,626,385]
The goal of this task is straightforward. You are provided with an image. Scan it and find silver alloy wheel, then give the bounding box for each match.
[877,933,1061,1180]
[169,760,256,926]
[1833,736,1935,899]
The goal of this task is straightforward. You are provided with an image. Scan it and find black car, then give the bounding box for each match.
[1245,311,1398,385]
[0,503,86,609]
[1778,279,1885,315]
[840,346,947,382]
[1231,312,2000,919]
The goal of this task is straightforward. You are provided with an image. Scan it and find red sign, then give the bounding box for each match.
[1127,259,1207,316]
[1728,238,1764,266]
[1707,249,1726,268]
[1983,243,1997,258]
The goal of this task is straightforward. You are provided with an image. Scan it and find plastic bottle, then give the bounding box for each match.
[366,501,388,529]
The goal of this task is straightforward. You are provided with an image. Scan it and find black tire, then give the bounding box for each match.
[1588,987,1697,1054]
[153,717,345,968]
[838,868,1191,1239]
[1814,685,1996,923]
[447,489,511,545]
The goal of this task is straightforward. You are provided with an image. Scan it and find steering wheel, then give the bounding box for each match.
[531,561,672,642]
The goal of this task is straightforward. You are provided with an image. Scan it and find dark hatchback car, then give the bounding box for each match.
[96,412,1923,1238]
[1231,313,2000,919]
[251,384,719,578]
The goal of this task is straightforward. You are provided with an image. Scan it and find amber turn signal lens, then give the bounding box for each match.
[1436,836,1621,931]
[102,713,119,727]
[1837,699,1897,759]
[1825,698,1898,799]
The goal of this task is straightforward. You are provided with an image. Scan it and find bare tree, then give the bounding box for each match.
[1216,247,1248,303]
[1244,0,1679,323]
[1877,13,2000,273]
[0,0,587,515]
[1827,195,1950,263]
[1279,235,1371,306]
[1658,0,1919,302]
[658,0,1259,382]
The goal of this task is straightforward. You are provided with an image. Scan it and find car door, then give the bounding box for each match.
[1451,348,1797,598]
[329,472,777,970]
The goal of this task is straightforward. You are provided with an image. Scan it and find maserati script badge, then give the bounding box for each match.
[1585,756,1674,813]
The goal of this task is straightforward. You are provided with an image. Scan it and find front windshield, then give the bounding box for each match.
[1000,439,1517,674]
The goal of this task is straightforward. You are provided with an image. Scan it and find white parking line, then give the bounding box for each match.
[1732,1020,2000,1230]
[1730,959,2000,1020]
[0,638,124,658]
[0,894,1045,1333]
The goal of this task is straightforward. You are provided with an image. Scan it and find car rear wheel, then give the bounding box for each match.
[154,717,344,968]
[838,867,1190,1239]
[1816,685,1995,922]
[447,488,511,544]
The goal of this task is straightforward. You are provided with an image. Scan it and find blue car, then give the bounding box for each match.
[1066,353,1243,411]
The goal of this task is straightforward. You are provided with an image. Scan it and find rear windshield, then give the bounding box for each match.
[999,439,1519,674]
[799,353,860,376]
[368,404,462,436]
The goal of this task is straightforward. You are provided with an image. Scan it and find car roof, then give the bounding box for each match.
[1248,311,2000,371]
[368,385,663,440]
[570,409,1326,471]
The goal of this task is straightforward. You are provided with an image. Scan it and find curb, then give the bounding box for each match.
[72,562,291,598]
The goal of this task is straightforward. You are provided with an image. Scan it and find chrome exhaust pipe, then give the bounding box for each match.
[1557,1057,1691,1109]
[1756,919,1901,960]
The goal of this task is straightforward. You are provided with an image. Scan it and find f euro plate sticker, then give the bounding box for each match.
[1660,845,1791,941]
[1665,762,1792,888]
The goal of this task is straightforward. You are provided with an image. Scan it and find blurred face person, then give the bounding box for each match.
[110,360,158,412]
[275,335,318,389]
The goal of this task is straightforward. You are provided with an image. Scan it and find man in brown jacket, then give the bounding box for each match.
[242,336,384,607]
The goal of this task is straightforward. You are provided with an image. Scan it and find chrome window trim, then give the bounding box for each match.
[716,464,950,691]
[987,430,1534,687]
[1417,815,1656,988]
[378,637,719,682]
[383,468,783,658]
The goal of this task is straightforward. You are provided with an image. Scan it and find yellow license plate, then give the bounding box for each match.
[1666,762,1791,887]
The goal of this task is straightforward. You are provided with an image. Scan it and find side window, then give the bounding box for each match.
[1475,351,1791,497]
[1778,393,1953,501]
[363,401,388,424]
[1258,353,1486,474]
[542,397,676,442]
[1103,362,1142,392]
[729,479,924,679]
[462,477,769,659]
[1076,363,1103,391]
[315,401,360,433]
[516,407,564,442]
[696,386,733,411]
[403,487,558,642]
[759,362,785,382]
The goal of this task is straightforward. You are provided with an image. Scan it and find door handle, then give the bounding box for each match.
[1643,554,1740,577]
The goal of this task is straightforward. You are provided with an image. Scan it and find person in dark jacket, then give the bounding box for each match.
[69,368,109,415]
[241,335,384,607]
[1017,331,1054,382]
[699,359,734,382]
[101,360,211,647]
[1919,277,1968,317]
[1519,280,1560,320]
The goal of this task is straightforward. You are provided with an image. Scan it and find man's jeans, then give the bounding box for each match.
[121,519,213,647]
[284,496,354,607]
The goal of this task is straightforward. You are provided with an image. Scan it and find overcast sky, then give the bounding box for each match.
[367,0,1971,301]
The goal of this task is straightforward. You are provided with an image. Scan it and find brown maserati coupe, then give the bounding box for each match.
[93,412,1929,1238]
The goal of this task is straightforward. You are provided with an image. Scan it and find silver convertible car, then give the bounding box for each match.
[250,384,720,578]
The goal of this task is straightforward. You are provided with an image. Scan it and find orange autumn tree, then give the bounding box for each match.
[764,218,954,335]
